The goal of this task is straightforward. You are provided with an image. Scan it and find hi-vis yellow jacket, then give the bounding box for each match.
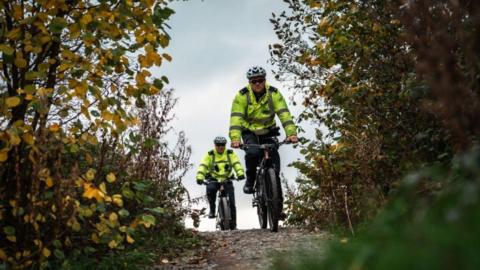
[229,84,297,141]
[196,149,244,182]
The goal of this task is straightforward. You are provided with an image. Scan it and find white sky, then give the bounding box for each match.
[155,0,311,231]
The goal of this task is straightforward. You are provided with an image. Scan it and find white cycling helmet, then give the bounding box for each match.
[213,136,227,145]
[246,66,266,79]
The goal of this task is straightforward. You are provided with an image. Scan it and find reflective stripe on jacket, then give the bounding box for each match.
[229,84,297,141]
[196,149,244,182]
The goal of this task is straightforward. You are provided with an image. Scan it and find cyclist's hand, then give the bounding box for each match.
[196,179,204,185]
[287,135,298,143]
[237,175,245,181]
[231,141,241,148]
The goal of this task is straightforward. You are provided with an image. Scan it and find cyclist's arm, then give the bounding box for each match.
[272,91,297,137]
[229,93,247,143]
[230,152,245,178]
[195,153,211,181]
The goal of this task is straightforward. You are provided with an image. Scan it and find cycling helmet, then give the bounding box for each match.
[213,136,227,145]
[246,66,266,79]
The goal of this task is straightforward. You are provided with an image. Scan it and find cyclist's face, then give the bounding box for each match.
[215,144,226,153]
[249,76,265,93]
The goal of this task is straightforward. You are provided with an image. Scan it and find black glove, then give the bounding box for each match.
[196,179,204,185]
[237,175,245,181]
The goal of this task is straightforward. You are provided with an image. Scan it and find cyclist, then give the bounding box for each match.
[195,136,245,229]
[229,66,298,218]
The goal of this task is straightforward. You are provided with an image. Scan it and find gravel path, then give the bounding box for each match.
[153,227,328,270]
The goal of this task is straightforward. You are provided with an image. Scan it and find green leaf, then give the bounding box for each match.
[49,18,68,34]
[141,214,156,225]
[90,110,100,117]
[146,207,165,215]
[144,138,158,148]
[118,209,130,217]
[122,187,135,199]
[53,240,62,248]
[153,78,164,89]
[3,226,15,235]
[54,249,65,259]
[152,6,175,28]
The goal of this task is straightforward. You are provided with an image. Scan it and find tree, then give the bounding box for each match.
[271,0,451,229]
[0,0,177,267]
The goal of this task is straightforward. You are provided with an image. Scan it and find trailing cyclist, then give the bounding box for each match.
[229,66,298,219]
[195,136,245,229]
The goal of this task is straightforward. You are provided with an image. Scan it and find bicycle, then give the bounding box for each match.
[241,138,290,232]
[204,179,235,231]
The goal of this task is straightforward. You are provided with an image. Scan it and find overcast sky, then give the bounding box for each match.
[156,0,310,231]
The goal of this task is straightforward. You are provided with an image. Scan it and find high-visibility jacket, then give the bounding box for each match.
[229,84,297,141]
[196,149,244,182]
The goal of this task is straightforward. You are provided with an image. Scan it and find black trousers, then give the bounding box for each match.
[242,130,283,208]
[206,181,236,225]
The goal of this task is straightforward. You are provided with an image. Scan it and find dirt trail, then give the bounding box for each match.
[153,228,328,270]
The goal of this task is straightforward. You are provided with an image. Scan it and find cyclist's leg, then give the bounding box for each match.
[225,181,237,229]
[206,181,219,218]
[271,148,284,210]
[241,131,262,193]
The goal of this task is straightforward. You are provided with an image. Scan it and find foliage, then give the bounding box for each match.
[272,0,480,269]
[0,1,192,268]
[271,0,451,230]
[272,147,480,270]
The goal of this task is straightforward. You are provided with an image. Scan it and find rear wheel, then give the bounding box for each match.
[256,173,267,229]
[218,197,231,231]
[257,198,268,229]
[266,168,280,232]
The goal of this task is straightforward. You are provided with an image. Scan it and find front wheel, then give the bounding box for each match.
[218,197,231,231]
[266,168,280,232]
[257,197,267,229]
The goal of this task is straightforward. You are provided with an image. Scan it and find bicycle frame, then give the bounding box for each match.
[204,179,234,231]
[242,138,289,231]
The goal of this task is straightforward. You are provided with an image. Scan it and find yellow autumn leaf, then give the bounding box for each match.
[72,221,81,231]
[0,249,7,260]
[7,235,16,242]
[106,172,116,183]
[80,14,92,26]
[109,212,118,223]
[85,153,93,165]
[162,53,172,62]
[0,151,7,162]
[9,133,21,146]
[99,182,107,193]
[6,28,21,40]
[22,133,34,145]
[85,168,95,180]
[82,183,105,202]
[14,57,27,68]
[42,247,51,258]
[135,72,146,86]
[108,240,118,249]
[126,234,135,244]
[91,233,100,243]
[112,195,123,207]
[5,96,21,108]
[48,123,60,132]
[45,177,53,188]
[102,111,114,121]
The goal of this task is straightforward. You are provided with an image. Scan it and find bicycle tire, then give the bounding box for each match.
[256,173,268,229]
[219,197,231,231]
[266,168,280,232]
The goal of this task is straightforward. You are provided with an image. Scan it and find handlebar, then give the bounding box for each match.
[202,179,236,185]
[239,139,294,151]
